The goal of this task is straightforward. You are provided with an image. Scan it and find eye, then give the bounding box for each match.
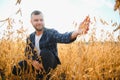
[34,19,39,22]
[40,19,43,21]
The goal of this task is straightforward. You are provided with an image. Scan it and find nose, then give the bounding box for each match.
[37,20,42,25]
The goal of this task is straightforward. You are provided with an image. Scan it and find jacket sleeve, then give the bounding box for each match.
[52,29,76,43]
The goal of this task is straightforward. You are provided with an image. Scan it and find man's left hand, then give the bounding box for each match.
[71,16,90,40]
[77,15,90,35]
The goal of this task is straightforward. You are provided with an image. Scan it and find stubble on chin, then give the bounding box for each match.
[35,26,44,31]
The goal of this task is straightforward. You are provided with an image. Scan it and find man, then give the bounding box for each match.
[12,10,90,79]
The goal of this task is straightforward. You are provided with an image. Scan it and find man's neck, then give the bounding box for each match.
[36,30,43,36]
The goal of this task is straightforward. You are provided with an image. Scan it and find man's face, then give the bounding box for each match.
[31,14,44,31]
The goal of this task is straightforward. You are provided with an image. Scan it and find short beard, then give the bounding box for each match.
[35,27,44,32]
[36,28,43,31]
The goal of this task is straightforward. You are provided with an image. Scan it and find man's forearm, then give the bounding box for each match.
[71,31,78,40]
[70,30,80,40]
[71,30,82,40]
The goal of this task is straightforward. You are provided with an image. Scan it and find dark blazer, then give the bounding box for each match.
[25,27,76,64]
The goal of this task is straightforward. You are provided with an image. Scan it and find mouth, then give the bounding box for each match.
[35,25,43,31]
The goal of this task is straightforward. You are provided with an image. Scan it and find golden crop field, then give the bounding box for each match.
[0,29,120,80]
[0,0,120,80]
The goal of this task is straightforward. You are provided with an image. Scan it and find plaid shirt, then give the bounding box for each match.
[25,27,76,64]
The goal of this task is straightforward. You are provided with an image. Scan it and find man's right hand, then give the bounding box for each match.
[32,60,43,70]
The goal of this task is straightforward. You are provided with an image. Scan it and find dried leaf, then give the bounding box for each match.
[16,0,21,5]
[112,22,117,27]
[114,24,120,32]
[0,18,9,22]
[19,20,23,25]
[16,8,22,16]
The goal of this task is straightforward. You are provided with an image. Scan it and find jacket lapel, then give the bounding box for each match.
[39,28,47,49]
[30,28,47,49]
